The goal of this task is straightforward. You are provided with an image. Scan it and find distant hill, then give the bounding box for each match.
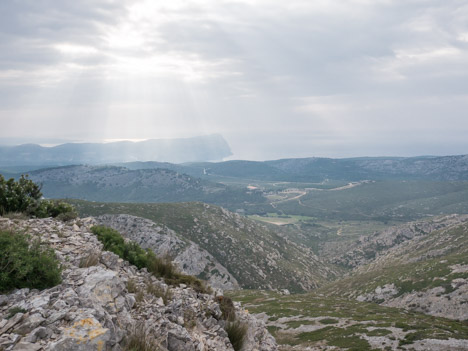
[26,165,265,208]
[179,155,468,181]
[0,134,232,166]
[320,214,468,320]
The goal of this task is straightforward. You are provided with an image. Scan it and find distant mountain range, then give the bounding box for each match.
[112,154,468,182]
[0,134,232,166]
[190,155,468,181]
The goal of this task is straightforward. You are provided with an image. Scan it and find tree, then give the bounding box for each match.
[0,175,76,219]
[0,175,42,216]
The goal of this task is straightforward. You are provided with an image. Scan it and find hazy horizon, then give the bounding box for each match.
[1,1,468,160]
[0,134,466,163]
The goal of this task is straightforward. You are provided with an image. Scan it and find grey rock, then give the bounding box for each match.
[0,312,24,334]
[0,216,278,351]
[12,341,42,351]
[13,313,45,335]
[167,330,196,351]
[23,326,52,343]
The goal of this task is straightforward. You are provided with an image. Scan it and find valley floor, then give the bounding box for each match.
[227,290,468,351]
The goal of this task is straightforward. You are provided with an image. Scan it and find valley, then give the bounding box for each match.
[1,154,468,350]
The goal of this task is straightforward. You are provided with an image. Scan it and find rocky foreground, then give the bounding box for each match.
[0,216,277,351]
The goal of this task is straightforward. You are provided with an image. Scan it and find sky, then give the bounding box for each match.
[1,0,468,160]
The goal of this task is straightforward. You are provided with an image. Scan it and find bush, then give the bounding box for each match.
[0,230,62,293]
[32,199,77,220]
[91,226,149,269]
[225,320,248,351]
[0,175,41,216]
[0,175,76,220]
[91,225,210,294]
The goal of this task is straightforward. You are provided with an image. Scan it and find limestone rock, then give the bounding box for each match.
[0,216,277,351]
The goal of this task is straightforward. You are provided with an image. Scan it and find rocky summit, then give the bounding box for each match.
[0,216,277,351]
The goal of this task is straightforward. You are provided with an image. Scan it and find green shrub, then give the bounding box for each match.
[147,254,177,279]
[0,175,76,220]
[0,175,41,216]
[91,225,210,294]
[225,321,248,351]
[319,318,338,325]
[0,230,62,293]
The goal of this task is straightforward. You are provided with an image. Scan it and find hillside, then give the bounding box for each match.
[319,215,468,320]
[0,134,232,167]
[0,216,277,351]
[25,165,265,208]
[228,290,468,351]
[258,179,468,221]
[69,200,343,292]
[186,155,468,182]
[92,214,239,291]
[13,165,468,222]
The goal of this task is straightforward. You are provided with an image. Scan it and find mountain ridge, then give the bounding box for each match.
[0,134,232,166]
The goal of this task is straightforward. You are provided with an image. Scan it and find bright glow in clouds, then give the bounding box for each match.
[1,0,468,160]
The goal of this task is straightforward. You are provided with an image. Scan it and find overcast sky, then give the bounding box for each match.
[1,0,468,160]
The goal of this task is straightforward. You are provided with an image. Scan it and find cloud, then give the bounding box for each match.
[1,0,468,159]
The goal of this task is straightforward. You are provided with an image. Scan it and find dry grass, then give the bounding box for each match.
[79,252,100,268]
[126,279,137,293]
[123,324,161,351]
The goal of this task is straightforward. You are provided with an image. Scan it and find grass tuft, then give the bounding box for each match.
[225,320,248,351]
[123,324,160,351]
[79,252,100,268]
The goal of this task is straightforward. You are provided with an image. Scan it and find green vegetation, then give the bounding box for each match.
[213,295,247,350]
[225,321,248,351]
[0,174,42,216]
[0,174,76,219]
[90,225,210,294]
[228,290,468,350]
[319,318,339,324]
[275,180,468,222]
[0,230,62,293]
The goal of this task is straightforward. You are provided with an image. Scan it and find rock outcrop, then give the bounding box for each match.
[0,217,277,351]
